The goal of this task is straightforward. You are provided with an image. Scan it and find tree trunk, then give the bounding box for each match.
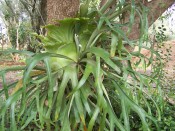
[100,0,174,40]
[16,22,20,51]
[40,0,47,26]
[40,0,174,39]
[127,0,175,39]
[40,0,79,25]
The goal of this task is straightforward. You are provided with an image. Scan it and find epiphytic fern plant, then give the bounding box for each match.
[0,0,162,130]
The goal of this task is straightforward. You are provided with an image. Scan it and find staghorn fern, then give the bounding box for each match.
[0,0,162,130]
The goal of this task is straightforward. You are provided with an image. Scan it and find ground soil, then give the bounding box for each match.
[0,61,25,66]
[0,61,24,88]
[132,40,175,75]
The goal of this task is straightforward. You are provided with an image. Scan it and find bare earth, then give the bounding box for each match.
[0,71,22,88]
[0,61,24,88]
[132,40,175,75]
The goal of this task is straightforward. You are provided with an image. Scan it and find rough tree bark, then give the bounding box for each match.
[144,0,174,26]
[100,0,174,39]
[40,0,47,26]
[40,0,79,25]
[40,0,174,39]
[129,0,175,39]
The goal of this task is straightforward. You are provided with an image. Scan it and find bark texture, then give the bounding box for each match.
[40,0,174,38]
[100,0,174,39]
[40,0,47,26]
[46,0,79,24]
[128,0,175,39]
